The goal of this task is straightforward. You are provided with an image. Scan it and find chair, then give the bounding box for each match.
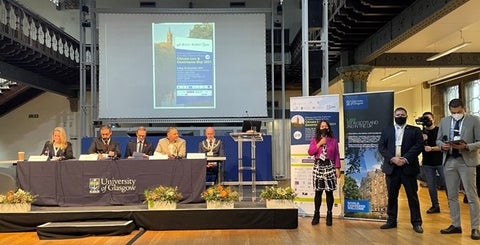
[206,165,219,185]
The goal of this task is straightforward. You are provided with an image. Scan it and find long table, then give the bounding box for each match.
[16,159,206,206]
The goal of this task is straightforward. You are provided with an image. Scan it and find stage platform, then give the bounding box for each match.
[0,202,298,233]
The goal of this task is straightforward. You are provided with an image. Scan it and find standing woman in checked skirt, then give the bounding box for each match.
[308,120,341,226]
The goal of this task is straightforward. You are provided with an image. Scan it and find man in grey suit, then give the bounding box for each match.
[436,98,480,240]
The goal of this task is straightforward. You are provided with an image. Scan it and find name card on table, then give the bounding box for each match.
[186,153,206,159]
[78,154,99,161]
[28,155,49,162]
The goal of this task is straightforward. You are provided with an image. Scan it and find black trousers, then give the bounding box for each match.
[385,168,422,226]
[477,166,480,197]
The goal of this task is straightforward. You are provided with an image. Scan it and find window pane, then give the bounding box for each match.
[466,79,480,116]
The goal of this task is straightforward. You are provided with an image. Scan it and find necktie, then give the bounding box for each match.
[452,120,461,157]
[103,141,108,152]
[138,141,143,153]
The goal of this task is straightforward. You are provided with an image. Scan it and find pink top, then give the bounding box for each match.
[308,137,341,169]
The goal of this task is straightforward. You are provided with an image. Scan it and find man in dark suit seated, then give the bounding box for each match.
[378,107,424,234]
[88,125,121,159]
[198,127,225,184]
[124,126,155,158]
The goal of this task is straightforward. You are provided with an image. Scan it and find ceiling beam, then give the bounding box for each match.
[369,52,480,67]
[328,0,469,83]
[354,0,469,64]
[0,60,77,98]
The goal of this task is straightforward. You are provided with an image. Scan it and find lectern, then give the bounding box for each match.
[229,132,263,201]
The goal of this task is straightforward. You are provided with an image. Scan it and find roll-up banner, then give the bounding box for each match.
[343,91,393,220]
[290,94,341,216]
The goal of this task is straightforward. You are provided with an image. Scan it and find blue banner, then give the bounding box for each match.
[343,91,393,219]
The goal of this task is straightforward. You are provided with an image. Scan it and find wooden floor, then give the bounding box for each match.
[0,183,476,244]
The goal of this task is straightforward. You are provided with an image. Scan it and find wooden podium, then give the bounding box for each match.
[229,132,263,201]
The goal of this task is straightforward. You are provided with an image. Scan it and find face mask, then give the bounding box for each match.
[319,128,329,137]
[451,113,464,121]
[424,121,433,127]
[395,117,407,126]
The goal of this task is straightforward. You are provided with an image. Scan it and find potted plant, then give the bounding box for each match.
[201,185,239,209]
[260,186,296,208]
[0,188,36,212]
[144,185,183,210]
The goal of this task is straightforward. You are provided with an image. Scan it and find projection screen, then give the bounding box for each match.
[98,13,267,120]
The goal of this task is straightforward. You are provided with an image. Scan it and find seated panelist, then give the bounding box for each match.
[88,125,121,159]
[124,126,155,158]
[198,127,225,183]
[155,127,186,159]
[41,127,74,161]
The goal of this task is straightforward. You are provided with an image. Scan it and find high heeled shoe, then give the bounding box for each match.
[326,211,332,226]
[311,211,320,225]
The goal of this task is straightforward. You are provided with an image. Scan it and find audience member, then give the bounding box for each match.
[420,112,445,214]
[437,98,480,240]
[41,126,74,160]
[198,127,225,183]
[124,126,155,158]
[308,120,340,226]
[378,107,424,233]
[87,125,121,158]
[155,127,186,158]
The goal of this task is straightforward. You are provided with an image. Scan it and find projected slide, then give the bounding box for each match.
[153,23,215,109]
[98,13,267,119]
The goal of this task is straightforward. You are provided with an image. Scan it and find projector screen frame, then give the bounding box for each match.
[96,8,273,122]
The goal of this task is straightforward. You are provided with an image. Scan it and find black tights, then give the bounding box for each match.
[314,190,334,212]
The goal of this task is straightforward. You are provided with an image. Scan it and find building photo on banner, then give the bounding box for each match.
[290,95,341,216]
[343,91,394,220]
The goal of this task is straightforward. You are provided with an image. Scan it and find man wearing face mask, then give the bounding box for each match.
[436,98,480,240]
[419,112,445,214]
[378,107,424,234]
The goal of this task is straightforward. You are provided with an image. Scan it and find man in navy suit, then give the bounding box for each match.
[378,107,424,233]
[124,126,155,158]
[436,99,480,240]
[198,127,225,183]
[88,125,121,159]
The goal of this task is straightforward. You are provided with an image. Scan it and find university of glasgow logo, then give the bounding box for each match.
[89,178,100,194]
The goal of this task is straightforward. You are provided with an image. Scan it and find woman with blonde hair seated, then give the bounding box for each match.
[40,127,74,160]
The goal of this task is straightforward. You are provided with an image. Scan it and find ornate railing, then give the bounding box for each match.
[0,0,79,64]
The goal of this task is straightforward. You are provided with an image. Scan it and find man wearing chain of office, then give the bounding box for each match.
[198,127,225,183]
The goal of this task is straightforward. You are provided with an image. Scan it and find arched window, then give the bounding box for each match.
[465,79,480,116]
[443,85,459,116]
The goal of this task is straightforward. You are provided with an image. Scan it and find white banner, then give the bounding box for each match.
[290,95,341,216]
